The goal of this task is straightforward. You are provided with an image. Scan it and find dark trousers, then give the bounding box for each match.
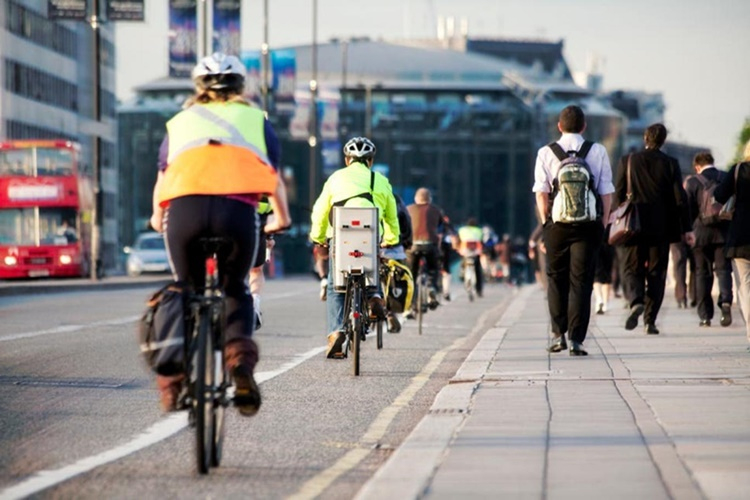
[165,195,259,344]
[670,242,696,305]
[619,242,670,325]
[407,243,441,291]
[693,244,733,320]
[543,222,603,343]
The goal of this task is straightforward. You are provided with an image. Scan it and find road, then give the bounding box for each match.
[0,276,511,499]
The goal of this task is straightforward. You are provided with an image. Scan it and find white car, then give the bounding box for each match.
[124,232,170,277]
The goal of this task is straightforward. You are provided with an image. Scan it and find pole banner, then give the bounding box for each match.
[212,0,241,56]
[168,0,198,78]
[106,0,145,21]
[48,0,87,20]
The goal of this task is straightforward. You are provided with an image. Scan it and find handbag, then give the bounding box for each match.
[608,156,641,246]
[718,162,741,221]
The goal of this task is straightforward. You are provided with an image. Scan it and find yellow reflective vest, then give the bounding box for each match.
[157,102,278,206]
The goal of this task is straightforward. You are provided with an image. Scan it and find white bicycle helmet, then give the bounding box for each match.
[191,52,246,91]
[343,137,376,159]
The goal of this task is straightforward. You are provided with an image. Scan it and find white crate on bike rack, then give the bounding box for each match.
[332,206,379,291]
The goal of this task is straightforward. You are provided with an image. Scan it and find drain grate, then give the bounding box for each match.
[0,375,137,389]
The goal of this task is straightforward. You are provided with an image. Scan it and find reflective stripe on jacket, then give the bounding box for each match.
[157,103,278,206]
[309,161,399,245]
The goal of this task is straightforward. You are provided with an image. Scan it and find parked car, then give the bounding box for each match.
[124,232,170,277]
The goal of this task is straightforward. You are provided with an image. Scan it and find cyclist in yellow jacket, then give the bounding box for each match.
[458,218,484,297]
[150,53,291,415]
[310,137,400,358]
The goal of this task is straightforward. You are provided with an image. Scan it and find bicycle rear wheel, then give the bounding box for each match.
[194,308,214,474]
[376,319,383,349]
[210,318,227,467]
[417,274,425,336]
[352,285,362,376]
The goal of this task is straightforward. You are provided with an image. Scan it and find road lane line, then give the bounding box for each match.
[0,316,140,342]
[0,289,310,343]
[0,346,326,500]
[287,337,466,500]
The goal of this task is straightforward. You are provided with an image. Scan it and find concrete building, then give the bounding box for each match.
[0,0,119,271]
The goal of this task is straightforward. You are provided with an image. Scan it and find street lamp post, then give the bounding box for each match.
[261,0,270,113]
[308,0,318,208]
[89,0,102,280]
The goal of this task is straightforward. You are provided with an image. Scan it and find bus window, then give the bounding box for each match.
[36,148,74,176]
[0,208,36,245]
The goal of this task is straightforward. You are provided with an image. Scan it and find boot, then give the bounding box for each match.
[224,338,261,417]
[156,373,185,412]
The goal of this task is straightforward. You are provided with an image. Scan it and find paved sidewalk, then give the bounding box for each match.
[357,285,750,500]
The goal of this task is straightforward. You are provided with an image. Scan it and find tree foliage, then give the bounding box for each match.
[735,117,750,162]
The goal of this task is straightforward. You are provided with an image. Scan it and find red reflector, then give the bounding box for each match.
[206,257,217,275]
[353,312,361,319]
[351,220,361,226]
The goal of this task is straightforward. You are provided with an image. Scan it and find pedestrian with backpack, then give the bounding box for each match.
[533,105,614,356]
[684,152,733,327]
[615,123,693,335]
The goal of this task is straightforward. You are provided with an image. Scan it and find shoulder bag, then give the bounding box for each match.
[608,155,641,246]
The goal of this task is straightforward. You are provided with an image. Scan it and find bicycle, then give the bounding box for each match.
[182,237,232,475]
[461,242,481,302]
[331,206,380,375]
[410,245,439,336]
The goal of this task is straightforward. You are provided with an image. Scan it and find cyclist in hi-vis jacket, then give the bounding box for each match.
[309,137,400,359]
[150,52,291,415]
[458,218,485,298]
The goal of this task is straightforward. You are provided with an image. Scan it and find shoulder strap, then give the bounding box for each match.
[626,155,634,199]
[370,170,375,192]
[547,142,568,162]
[693,174,709,188]
[577,140,594,158]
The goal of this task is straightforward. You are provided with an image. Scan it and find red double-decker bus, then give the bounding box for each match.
[0,140,94,279]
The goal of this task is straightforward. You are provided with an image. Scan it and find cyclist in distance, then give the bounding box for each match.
[458,217,485,298]
[405,187,445,317]
[309,137,400,358]
[149,52,291,415]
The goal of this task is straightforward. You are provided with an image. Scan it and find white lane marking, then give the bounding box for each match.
[287,338,465,500]
[0,316,139,342]
[0,346,326,500]
[0,289,310,343]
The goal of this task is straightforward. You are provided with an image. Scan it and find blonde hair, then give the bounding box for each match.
[744,138,750,161]
[183,88,251,108]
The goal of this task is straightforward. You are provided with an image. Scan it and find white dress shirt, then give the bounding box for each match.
[532,133,615,196]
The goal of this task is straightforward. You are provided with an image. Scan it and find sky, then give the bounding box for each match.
[116,0,750,166]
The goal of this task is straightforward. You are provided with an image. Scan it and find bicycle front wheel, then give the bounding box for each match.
[352,285,362,376]
[194,308,215,474]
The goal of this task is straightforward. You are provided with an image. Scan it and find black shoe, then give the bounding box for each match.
[569,342,588,356]
[699,319,711,327]
[690,300,697,308]
[625,304,644,331]
[720,304,732,327]
[547,335,567,353]
[387,315,401,334]
[645,323,660,335]
[596,303,605,315]
[326,330,346,359]
[231,365,261,417]
[443,293,451,302]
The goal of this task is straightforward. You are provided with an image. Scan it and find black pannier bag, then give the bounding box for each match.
[138,282,189,375]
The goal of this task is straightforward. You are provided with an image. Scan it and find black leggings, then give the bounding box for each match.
[165,195,259,343]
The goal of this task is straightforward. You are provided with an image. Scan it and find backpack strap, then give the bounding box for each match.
[577,140,593,159]
[547,141,594,161]
[547,142,568,162]
[370,170,375,191]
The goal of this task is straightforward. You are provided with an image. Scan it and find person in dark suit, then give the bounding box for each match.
[615,123,693,334]
[684,152,733,327]
[714,140,750,350]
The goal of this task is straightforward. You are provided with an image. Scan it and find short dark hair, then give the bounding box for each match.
[558,105,586,133]
[644,123,667,149]
[693,151,714,166]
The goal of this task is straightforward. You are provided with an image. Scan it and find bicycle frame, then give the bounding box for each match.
[341,270,370,376]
